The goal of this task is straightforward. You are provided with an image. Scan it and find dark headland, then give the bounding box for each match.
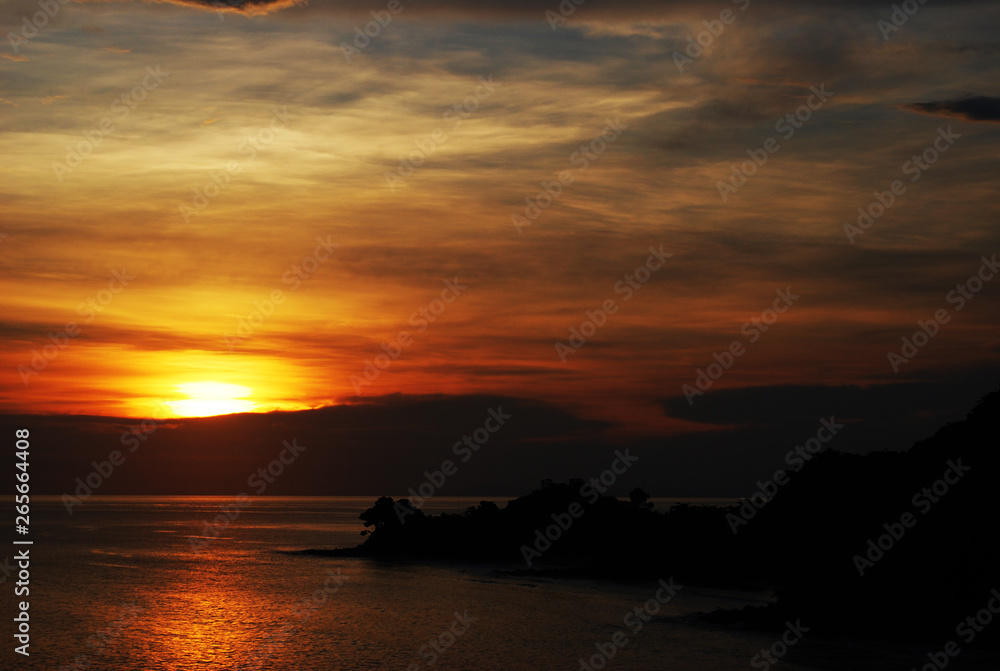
[302,387,1000,647]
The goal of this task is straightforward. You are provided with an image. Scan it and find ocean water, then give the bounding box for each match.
[9,496,999,670]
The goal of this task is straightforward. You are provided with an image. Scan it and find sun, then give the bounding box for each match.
[165,381,257,418]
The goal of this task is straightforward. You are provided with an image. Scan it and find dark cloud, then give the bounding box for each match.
[647,372,1000,495]
[5,375,997,499]
[660,369,1000,431]
[0,394,615,497]
[168,0,305,16]
[904,95,1000,122]
[137,0,995,19]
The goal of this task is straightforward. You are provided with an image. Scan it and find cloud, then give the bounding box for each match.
[903,95,1000,122]
[3,0,999,443]
[6,380,996,498]
[0,393,616,496]
[162,0,306,15]
[660,371,1000,430]
[113,0,997,19]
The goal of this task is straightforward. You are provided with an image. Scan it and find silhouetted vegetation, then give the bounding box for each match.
[320,481,661,568]
[311,387,1000,647]
[718,386,1000,647]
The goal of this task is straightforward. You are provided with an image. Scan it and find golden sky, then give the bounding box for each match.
[2,0,999,439]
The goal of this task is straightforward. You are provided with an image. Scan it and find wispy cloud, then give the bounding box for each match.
[0,0,998,441]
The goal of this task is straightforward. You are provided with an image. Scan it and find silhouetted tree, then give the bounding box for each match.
[629,487,654,510]
[359,496,416,535]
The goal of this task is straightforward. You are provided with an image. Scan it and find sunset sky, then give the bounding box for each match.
[2,0,999,493]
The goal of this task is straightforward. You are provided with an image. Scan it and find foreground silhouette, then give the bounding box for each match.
[307,387,999,647]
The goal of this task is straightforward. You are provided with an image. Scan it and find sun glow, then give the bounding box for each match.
[165,381,257,418]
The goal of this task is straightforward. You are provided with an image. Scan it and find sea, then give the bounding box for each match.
[8,496,1000,670]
